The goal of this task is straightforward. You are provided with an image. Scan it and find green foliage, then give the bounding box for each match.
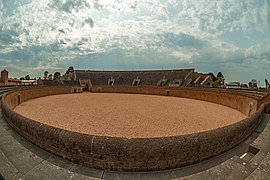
[65,66,74,74]
[44,71,49,80]
[217,72,225,85]
[248,80,258,89]
[25,75,30,80]
[212,81,220,87]
[53,72,61,80]
[48,74,53,80]
[241,84,248,88]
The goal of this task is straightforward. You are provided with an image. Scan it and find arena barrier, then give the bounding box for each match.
[1,86,268,171]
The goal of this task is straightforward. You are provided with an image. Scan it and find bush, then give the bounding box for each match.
[212,81,220,87]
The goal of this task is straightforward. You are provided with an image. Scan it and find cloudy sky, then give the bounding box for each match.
[0,0,269,84]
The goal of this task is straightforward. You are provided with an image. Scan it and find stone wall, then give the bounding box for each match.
[258,92,270,113]
[91,86,259,116]
[3,86,82,109]
[1,86,266,171]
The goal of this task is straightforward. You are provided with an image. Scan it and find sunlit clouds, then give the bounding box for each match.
[0,0,269,82]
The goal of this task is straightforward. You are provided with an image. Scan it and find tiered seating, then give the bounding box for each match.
[42,80,80,86]
[157,76,168,86]
[192,72,211,87]
[75,69,195,87]
[169,79,183,87]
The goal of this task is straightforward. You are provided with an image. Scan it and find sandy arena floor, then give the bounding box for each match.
[14,93,247,138]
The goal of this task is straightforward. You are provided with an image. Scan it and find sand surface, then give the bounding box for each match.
[14,93,247,138]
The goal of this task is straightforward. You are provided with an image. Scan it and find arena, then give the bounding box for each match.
[0,67,269,177]
[14,92,247,138]
[2,84,269,172]
[1,1,269,178]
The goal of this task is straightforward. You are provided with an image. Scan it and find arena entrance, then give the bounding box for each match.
[79,79,93,92]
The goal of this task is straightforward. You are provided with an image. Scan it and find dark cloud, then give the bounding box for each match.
[84,18,94,28]
[48,0,87,13]
[58,29,65,33]
[0,47,32,62]
[48,0,103,13]
[0,43,68,66]
[0,32,17,44]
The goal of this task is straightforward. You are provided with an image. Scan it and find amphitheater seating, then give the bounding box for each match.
[75,69,196,87]
[42,80,80,86]
[169,79,183,87]
[157,76,168,86]
[192,72,211,87]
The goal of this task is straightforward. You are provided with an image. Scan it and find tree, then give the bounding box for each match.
[253,82,258,89]
[44,71,49,80]
[266,79,270,90]
[65,66,74,74]
[53,72,61,80]
[25,75,30,80]
[208,72,217,82]
[217,72,225,85]
[48,74,53,80]
[251,79,257,89]
[249,79,258,89]
[241,84,248,88]
[248,81,252,88]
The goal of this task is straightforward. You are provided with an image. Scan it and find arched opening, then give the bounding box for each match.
[83,83,89,91]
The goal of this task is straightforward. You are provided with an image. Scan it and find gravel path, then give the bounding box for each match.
[14,93,247,138]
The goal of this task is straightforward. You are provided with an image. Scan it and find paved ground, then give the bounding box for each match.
[0,97,269,179]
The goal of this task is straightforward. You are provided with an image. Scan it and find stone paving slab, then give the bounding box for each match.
[22,160,74,180]
[0,125,10,137]
[70,173,101,180]
[246,168,270,180]
[206,159,249,180]
[0,150,20,180]
[171,141,248,178]
[102,171,140,180]
[46,155,74,171]
[258,152,270,174]
[7,128,53,160]
[140,171,176,180]
[178,171,214,180]
[70,164,104,179]
[0,136,44,174]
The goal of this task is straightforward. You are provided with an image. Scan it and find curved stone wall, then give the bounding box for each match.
[91,86,260,116]
[1,86,266,171]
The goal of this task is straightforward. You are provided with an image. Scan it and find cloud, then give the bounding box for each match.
[245,39,270,61]
[162,32,206,48]
[0,31,18,45]
[48,0,89,13]
[0,0,269,83]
